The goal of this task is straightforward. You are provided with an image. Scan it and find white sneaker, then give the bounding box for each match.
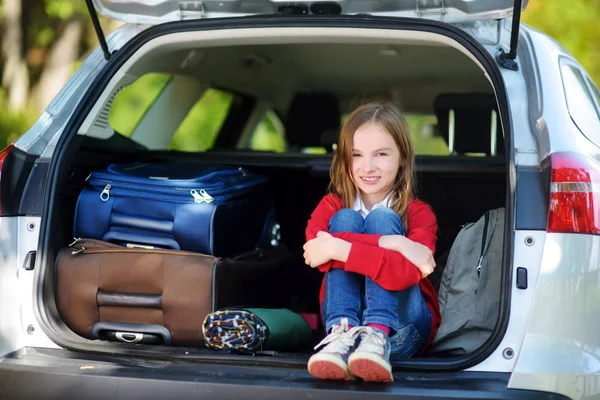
[348,327,393,382]
[307,318,360,380]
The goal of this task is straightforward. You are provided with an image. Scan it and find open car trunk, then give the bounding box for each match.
[35,17,511,370]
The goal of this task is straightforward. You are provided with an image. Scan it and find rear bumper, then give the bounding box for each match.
[0,347,569,400]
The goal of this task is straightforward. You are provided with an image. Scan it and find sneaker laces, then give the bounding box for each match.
[355,327,387,354]
[314,319,362,353]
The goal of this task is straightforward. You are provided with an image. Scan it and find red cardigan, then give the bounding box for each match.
[305,193,441,351]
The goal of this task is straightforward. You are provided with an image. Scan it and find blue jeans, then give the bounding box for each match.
[321,207,432,359]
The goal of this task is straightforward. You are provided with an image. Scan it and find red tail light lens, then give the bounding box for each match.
[0,145,15,217]
[548,152,600,235]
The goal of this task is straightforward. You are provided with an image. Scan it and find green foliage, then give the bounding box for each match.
[405,115,449,156]
[523,0,600,86]
[0,90,37,148]
[108,73,172,136]
[44,0,87,19]
[108,74,236,151]
[250,111,286,153]
[168,89,235,152]
[36,26,56,47]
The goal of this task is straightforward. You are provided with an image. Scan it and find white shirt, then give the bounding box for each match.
[353,192,395,218]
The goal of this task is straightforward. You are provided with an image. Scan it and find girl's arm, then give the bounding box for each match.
[305,194,384,273]
[305,194,382,244]
[306,199,437,290]
[342,203,437,291]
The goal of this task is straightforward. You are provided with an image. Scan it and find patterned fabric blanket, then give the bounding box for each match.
[202,309,268,352]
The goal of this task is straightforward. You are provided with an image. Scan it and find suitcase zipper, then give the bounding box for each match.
[92,167,260,193]
[190,189,214,203]
[69,238,208,257]
[100,184,111,202]
[91,180,262,203]
[96,185,216,204]
[476,211,491,279]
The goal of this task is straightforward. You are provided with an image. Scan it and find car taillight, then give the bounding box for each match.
[547,152,600,235]
[0,145,15,217]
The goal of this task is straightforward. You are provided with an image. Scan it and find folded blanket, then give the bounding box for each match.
[202,308,312,353]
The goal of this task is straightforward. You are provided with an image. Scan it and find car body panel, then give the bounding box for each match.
[527,29,600,162]
[467,230,546,373]
[495,24,541,167]
[509,233,600,400]
[92,0,529,25]
[0,217,57,358]
[0,347,567,400]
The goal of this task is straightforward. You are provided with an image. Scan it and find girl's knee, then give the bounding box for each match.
[364,207,404,235]
[329,208,364,233]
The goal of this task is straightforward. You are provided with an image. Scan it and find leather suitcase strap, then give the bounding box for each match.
[55,238,217,346]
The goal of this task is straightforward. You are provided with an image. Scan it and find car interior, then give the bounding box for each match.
[43,34,507,359]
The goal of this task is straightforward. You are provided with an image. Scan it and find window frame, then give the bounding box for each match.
[559,57,600,149]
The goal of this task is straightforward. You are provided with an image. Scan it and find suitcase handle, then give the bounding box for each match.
[91,322,173,345]
[102,230,180,250]
[110,212,174,234]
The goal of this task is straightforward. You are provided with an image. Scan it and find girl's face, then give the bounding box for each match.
[351,123,401,207]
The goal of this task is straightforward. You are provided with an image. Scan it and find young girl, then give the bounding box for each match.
[303,102,441,383]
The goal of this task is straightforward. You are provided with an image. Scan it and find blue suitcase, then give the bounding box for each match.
[73,162,280,257]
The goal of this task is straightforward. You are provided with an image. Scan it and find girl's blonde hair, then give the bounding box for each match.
[328,102,416,228]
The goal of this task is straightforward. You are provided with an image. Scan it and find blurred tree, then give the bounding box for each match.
[1,0,28,110]
[0,0,119,146]
[0,0,599,150]
[523,0,600,85]
[32,0,87,112]
[0,0,115,113]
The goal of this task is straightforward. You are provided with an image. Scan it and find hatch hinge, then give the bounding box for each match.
[497,0,523,71]
[415,0,447,17]
[179,2,205,19]
[85,0,112,60]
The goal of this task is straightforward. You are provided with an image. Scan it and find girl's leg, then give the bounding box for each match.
[321,208,365,331]
[348,207,431,382]
[389,285,432,359]
[361,207,404,333]
[309,208,364,381]
[360,208,432,359]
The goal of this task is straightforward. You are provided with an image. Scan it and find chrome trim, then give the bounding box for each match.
[551,181,599,193]
[116,332,144,343]
[491,109,498,156]
[448,109,455,155]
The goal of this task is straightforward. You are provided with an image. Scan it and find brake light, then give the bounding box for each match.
[0,145,14,217]
[547,152,600,235]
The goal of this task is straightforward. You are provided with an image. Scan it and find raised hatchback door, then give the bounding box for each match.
[90,0,528,25]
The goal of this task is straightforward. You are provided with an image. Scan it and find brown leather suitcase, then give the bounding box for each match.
[55,238,288,347]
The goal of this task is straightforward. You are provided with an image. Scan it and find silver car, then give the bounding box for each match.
[1,0,599,399]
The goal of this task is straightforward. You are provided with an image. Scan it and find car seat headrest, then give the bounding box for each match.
[433,93,503,156]
[285,93,340,149]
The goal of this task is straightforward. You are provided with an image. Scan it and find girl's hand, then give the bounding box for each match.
[379,235,436,278]
[303,231,350,268]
